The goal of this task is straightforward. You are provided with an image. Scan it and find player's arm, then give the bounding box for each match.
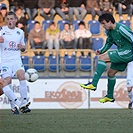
[0,36,4,43]
[18,30,26,52]
[17,44,26,52]
[119,26,133,43]
[99,37,113,54]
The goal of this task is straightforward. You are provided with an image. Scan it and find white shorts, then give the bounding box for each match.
[1,59,25,78]
[127,61,133,87]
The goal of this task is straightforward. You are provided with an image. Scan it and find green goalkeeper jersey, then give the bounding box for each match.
[100,23,133,61]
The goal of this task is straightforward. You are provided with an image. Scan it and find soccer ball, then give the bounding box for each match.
[25,68,39,82]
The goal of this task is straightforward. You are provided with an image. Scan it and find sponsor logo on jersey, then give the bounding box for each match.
[4,41,19,51]
[9,41,16,48]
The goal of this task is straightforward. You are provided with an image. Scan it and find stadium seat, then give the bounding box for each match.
[42,20,53,31]
[92,37,104,51]
[27,20,36,33]
[94,55,98,68]
[21,56,30,70]
[79,56,91,71]
[63,55,77,71]
[32,56,45,71]
[48,55,61,72]
[57,20,70,31]
[88,20,101,35]
[119,20,131,27]
[72,20,83,31]
[27,20,33,25]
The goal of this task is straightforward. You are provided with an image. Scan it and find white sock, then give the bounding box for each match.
[2,85,21,107]
[19,80,28,102]
[128,91,133,102]
[9,84,16,109]
[9,99,16,109]
[131,92,133,103]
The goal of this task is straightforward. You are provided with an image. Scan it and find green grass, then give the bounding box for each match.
[0,109,133,133]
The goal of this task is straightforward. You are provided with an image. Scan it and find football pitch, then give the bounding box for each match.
[0,109,133,133]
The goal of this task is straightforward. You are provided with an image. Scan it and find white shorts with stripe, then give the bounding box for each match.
[127,61,133,87]
[1,59,25,79]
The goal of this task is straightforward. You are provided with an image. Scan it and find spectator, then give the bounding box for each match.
[23,0,38,20]
[0,6,7,26]
[131,0,133,13]
[38,0,56,20]
[8,0,24,12]
[86,0,102,20]
[55,0,69,20]
[0,0,6,10]
[46,22,60,56]
[100,0,114,14]
[117,0,132,20]
[59,22,76,56]
[75,21,92,56]
[28,21,47,55]
[15,6,28,39]
[67,0,87,22]
[0,0,9,11]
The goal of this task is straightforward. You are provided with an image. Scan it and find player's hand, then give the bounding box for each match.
[17,44,23,49]
[0,36,4,43]
[95,50,101,55]
[18,44,26,52]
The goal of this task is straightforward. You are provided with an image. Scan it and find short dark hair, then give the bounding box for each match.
[64,22,70,26]
[35,21,40,25]
[98,13,115,24]
[15,6,23,12]
[49,22,55,27]
[0,6,7,10]
[78,21,85,26]
[6,11,17,19]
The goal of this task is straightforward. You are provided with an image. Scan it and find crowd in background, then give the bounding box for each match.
[0,0,133,56]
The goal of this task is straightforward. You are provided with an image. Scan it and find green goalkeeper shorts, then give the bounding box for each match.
[108,50,132,71]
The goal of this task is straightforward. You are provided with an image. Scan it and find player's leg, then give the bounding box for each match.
[1,64,21,114]
[127,61,133,109]
[0,78,4,95]
[0,76,4,95]
[2,63,29,113]
[13,60,31,111]
[8,84,19,114]
[15,69,31,113]
[13,59,31,113]
[1,77,21,108]
[99,51,128,103]
[99,68,117,103]
[127,87,133,109]
[80,53,109,90]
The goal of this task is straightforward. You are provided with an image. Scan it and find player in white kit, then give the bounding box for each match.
[0,11,30,114]
[127,61,133,109]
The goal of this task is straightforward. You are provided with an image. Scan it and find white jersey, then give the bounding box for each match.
[0,26,25,63]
